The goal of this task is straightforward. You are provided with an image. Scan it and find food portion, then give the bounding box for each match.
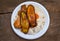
[14,4,45,34]
[14,14,21,28]
[21,5,26,13]
[21,12,29,34]
[14,4,38,34]
[27,5,37,27]
[14,5,27,29]
[18,5,26,16]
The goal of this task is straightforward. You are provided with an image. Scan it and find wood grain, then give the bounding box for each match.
[0,0,60,41]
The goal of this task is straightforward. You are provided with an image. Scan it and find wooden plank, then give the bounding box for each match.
[0,0,26,13]
[0,0,60,13]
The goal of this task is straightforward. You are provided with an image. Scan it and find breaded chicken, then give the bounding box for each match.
[21,5,26,13]
[14,16,21,28]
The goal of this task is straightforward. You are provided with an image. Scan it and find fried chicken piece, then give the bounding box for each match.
[21,12,29,34]
[27,5,37,27]
[18,5,26,16]
[14,16,21,28]
[21,5,26,13]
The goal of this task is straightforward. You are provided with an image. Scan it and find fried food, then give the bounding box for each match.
[27,5,37,27]
[18,10,21,16]
[15,5,27,29]
[18,5,26,16]
[14,16,21,28]
[14,4,38,34]
[21,12,29,34]
[21,5,26,13]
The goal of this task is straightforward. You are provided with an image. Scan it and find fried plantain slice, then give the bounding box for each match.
[27,5,37,27]
[14,16,21,28]
[21,12,29,34]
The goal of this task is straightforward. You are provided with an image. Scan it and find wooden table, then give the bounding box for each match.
[0,0,60,41]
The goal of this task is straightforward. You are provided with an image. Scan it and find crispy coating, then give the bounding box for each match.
[14,16,21,28]
[27,5,37,27]
[21,5,26,13]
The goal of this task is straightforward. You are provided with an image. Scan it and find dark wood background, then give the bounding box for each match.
[0,0,60,41]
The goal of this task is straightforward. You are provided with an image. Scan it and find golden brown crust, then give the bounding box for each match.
[21,5,27,13]
[27,5,37,27]
[14,16,21,28]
